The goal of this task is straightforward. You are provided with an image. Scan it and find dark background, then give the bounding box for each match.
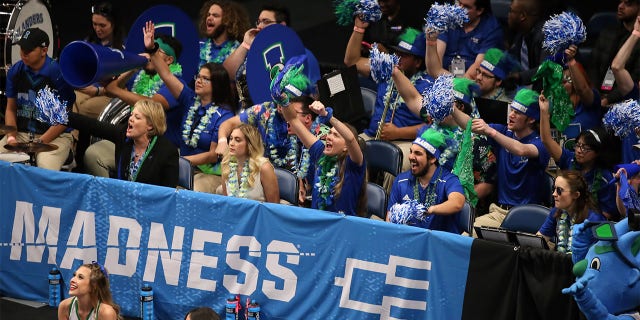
[3,0,618,71]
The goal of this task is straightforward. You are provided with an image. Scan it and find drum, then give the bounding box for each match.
[92,97,130,144]
[2,0,57,67]
[0,152,29,164]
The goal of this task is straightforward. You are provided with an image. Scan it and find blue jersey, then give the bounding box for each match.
[559,89,602,141]
[558,149,619,219]
[438,14,503,70]
[489,124,551,206]
[364,72,432,137]
[309,140,366,215]
[177,87,234,156]
[388,167,465,233]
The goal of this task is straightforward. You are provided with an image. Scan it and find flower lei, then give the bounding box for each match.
[227,159,251,198]
[556,210,573,253]
[264,110,289,161]
[182,98,219,148]
[314,155,339,210]
[132,63,182,97]
[382,71,426,121]
[199,39,238,66]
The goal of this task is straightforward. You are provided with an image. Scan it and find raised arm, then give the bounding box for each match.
[451,105,473,129]
[610,16,640,97]
[223,28,259,80]
[538,93,563,161]
[426,31,450,78]
[344,16,371,77]
[565,45,594,106]
[391,66,422,115]
[144,21,183,99]
[472,118,539,157]
[215,115,242,155]
[318,102,365,166]
[282,103,318,149]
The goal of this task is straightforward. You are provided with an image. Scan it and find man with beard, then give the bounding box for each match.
[386,127,465,234]
[85,34,185,178]
[588,0,640,105]
[197,0,250,68]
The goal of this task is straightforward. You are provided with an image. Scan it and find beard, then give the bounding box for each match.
[211,24,226,40]
[410,161,430,178]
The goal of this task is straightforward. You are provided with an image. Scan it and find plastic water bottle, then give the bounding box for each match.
[48,267,61,307]
[140,284,154,320]
[247,300,260,320]
[225,295,240,320]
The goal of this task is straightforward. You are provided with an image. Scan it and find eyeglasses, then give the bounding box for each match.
[553,186,565,196]
[256,19,277,26]
[574,142,593,153]
[194,74,211,84]
[475,68,496,79]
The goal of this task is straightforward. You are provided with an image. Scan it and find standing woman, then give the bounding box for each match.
[145,21,237,193]
[539,93,619,220]
[58,262,120,320]
[538,170,606,253]
[221,124,279,203]
[68,100,178,187]
[283,100,367,216]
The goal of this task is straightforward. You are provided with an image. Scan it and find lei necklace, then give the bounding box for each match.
[182,98,219,148]
[227,159,251,198]
[314,155,339,210]
[556,210,574,253]
[382,71,426,121]
[199,39,238,66]
[412,167,443,222]
[132,63,182,97]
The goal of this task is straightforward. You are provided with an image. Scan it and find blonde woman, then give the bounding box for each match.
[58,262,121,320]
[221,124,279,203]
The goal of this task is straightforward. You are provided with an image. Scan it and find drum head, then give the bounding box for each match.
[0,152,29,163]
[5,0,57,67]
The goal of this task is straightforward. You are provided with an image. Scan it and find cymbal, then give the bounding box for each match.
[4,142,58,153]
[0,125,16,134]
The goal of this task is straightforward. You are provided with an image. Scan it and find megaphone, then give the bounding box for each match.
[59,41,148,88]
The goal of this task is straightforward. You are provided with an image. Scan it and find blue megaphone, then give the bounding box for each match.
[59,41,148,88]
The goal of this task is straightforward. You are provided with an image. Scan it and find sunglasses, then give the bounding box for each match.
[553,186,565,196]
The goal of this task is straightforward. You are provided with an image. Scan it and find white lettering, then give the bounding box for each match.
[60,210,97,269]
[223,235,260,295]
[10,201,60,264]
[186,229,222,291]
[143,223,184,285]
[263,240,299,302]
[104,216,141,277]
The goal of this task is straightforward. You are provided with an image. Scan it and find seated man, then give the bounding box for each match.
[87,34,185,178]
[1,28,76,170]
[386,127,465,233]
[451,88,551,228]
[345,20,430,171]
[436,0,504,79]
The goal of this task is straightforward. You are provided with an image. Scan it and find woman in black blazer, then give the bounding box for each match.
[68,99,178,187]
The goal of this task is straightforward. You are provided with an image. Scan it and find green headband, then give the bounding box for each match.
[155,38,176,60]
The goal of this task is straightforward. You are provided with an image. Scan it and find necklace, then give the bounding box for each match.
[412,167,443,220]
[314,155,339,210]
[132,63,182,97]
[227,159,251,198]
[182,98,219,148]
[199,39,238,67]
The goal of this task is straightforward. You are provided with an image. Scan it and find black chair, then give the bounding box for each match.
[457,202,475,236]
[360,87,377,118]
[500,204,550,234]
[178,157,194,190]
[365,140,403,187]
[275,168,299,206]
[586,12,617,43]
[366,182,387,220]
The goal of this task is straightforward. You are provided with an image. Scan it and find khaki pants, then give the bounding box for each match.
[73,91,111,119]
[0,132,73,170]
[84,140,115,177]
[194,172,222,194]
[472,203,509,237]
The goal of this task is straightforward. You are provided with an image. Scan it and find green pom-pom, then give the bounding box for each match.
[334,0,359,26]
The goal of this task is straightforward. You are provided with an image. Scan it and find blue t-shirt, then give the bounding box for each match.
[560,89,602,141]
[558,149,619,219]
[309,140,366,215]
[388,167,465,233]
[438,14,503,70]
[489,124,551,206]
[364,72,432,137]
[539,207,606,240]
[125,72,186,147]
[177,87,234,156]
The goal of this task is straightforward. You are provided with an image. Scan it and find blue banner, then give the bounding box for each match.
[0,161,472,319]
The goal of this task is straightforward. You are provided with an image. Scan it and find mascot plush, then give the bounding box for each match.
[562,218,640,319]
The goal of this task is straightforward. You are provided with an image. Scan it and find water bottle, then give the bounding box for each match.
[48,267,61,307]
[140,284,154,320]
[247,300,260,320]
[225,295,240,320]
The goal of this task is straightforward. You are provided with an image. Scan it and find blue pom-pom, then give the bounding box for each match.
[422,74,455,123]
[35,86,68,125]
[355,0,382,23]
[603,99,640,138]
[389,199,426,225]
[542,11,586,55]
[369,43,399,83]
[270,55,307,107]
[424,2,468,33]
